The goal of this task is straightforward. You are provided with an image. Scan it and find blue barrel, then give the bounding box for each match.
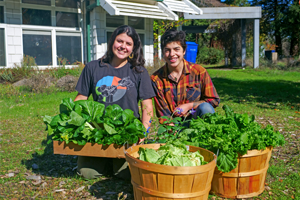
[184,41,198,63]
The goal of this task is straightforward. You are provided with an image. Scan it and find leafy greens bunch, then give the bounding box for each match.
[138,140,207,167]
[155,108,195,143]
[43,98,146,145]
[179,105,285,173]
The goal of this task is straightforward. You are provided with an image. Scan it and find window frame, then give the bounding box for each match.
[56,31,82,64]
[0,26,7,67]
[19,1,83,68]
[0,3,6,67]
[0,3,5,24]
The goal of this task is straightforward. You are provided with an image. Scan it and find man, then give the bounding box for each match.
[151,29,220,123]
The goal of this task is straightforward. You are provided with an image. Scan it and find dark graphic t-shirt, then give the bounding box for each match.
[75,60,155,118]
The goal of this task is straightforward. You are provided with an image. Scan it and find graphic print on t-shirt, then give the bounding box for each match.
[95,76,134,103]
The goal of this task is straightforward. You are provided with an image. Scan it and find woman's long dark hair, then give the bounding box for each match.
[101,25,145,72]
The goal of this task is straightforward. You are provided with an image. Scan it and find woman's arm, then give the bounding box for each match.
[74,93,88,101]
[141,98,153,130]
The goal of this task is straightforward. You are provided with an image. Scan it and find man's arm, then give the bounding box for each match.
[196,70,220,108]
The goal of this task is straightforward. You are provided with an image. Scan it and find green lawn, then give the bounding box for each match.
[0,68,299,199]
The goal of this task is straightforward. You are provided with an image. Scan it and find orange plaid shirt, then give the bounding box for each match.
[151,60,220,121]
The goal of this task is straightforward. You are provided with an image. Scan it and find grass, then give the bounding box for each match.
[0,67,300,199]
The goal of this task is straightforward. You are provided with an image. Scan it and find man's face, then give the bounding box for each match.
[163,41,186,70]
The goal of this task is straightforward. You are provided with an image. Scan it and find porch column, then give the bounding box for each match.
[253,18,260,68]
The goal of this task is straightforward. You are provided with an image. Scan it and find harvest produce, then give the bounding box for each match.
[138,140,207,166]
[178,105,285,173]
[43,98,146,145]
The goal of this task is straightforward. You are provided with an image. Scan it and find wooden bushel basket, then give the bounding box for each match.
[125,144,217,200]
[210,146,273,198]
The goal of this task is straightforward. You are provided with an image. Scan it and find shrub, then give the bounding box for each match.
[0,55,37,83]
[196,47,224,65]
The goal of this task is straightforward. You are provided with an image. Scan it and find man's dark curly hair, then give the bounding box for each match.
[100,25,145,73]
[160,29,187,54]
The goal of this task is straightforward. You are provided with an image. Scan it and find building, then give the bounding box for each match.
[0,0,202,69]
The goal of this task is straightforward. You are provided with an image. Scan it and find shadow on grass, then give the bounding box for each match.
[21,136,79,178]
[89,178,133,200]
[211,77,300,107]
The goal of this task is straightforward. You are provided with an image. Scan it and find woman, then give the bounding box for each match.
[75,25,155,180]
[151,29,220,124]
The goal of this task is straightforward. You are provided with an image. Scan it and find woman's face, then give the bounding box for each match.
[112,33,134,62]
[163,41,186,70]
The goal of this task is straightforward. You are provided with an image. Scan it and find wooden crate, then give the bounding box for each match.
[125,144,217,200]
[53,141,131,158]
[210,147,273,199]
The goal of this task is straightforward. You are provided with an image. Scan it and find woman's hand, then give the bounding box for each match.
[74,93,88,101]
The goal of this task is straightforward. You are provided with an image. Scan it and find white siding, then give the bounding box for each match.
[3,1,23,67]
[0,0,83,68]
[90,7,154,64]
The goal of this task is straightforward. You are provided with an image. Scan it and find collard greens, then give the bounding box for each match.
[138,140,207,167]
[43,98,146,145]
[178,105,285,173]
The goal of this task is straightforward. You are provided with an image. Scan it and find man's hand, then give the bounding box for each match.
[174,103,193,117]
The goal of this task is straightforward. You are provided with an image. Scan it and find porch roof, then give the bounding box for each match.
[97,0,202,20]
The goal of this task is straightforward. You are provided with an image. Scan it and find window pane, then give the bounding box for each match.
[107,32,113,43]
[128,17,144,30]
[56,12,79,27]
[0,6,4,23]
[22,8,51,26]
[139,33,144,45]
[106,13,124,28]
[55,0,80,8]
[22,0,51,6]
[139,33,144,52]
[0,28,5,66]
[56,34,82,64]
[23,32,52,65]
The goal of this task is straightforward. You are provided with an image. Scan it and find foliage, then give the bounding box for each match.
[138,140,206,167]
[178,105,285,173]
[0,55,37,83]
[155,108,195,143]
[251,0,291,55]
[153,18,188,49]
[43,98,146,146]
[1,68,300,199]
[196,46,224,64]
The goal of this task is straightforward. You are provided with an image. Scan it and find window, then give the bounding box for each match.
[22,0,51,6]
[0,6,4,23]
[23,30,52,65]
[22,8,51,26]
[56,32,82,64]
[56,12,79,27]
[55,0,80,8]
[0,28,5,66]
[128,17,144,30]
[138,34,144,46]
[107,32,113,43]
[106,13,124,28]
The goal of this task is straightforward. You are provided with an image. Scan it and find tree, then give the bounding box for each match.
[251,0,290,56]
[284,0,300,56]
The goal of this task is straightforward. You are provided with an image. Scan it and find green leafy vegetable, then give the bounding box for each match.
[44,98,146,145]
[138,140,207,167]
[178,105,285,173]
